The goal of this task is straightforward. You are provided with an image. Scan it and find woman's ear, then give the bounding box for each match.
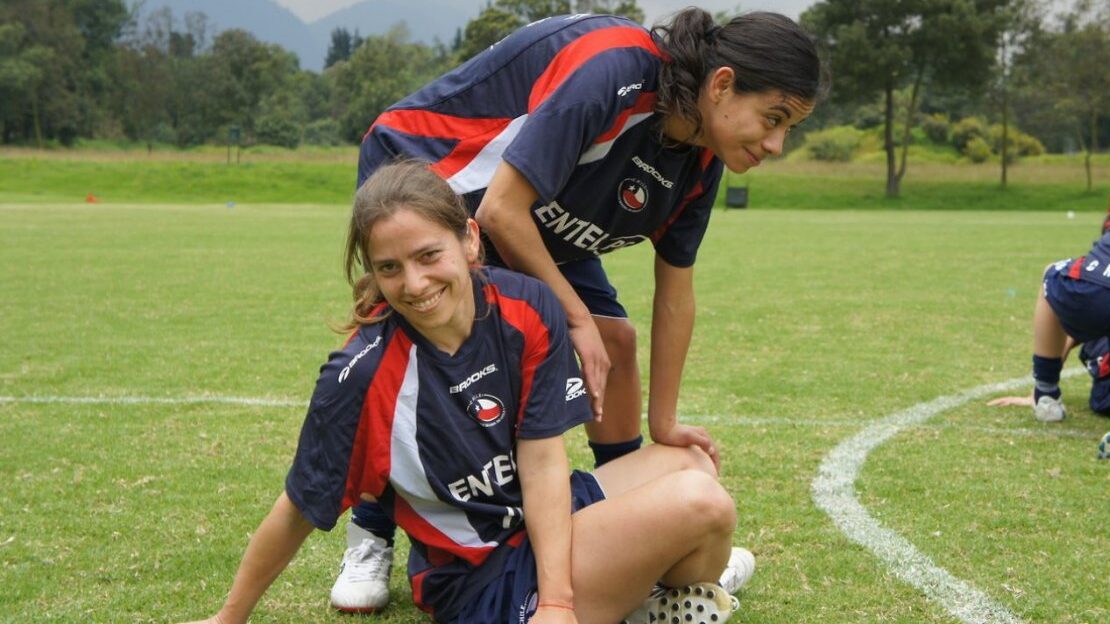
[706,66,736,104]
[464,218,481,265]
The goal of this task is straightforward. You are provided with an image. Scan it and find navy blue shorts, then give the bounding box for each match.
[557,258,628,319]
[1079,337,1110,415]
[448,470,606,624]
[484,246,627,319]
[1043,261,1110,343]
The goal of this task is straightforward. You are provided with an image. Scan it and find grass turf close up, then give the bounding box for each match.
[1,203,1108,623]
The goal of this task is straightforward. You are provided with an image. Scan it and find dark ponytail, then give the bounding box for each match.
[653,8,827,138]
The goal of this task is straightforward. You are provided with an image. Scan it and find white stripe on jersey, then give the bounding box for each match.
[577,112,653,165]
[390,345,500,550]
[447,114,529,195]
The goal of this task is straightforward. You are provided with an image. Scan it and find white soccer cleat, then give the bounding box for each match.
[622,582,740,624]
[1033,395,1066,423]
[330,522,393,613]
[718,547,756,595]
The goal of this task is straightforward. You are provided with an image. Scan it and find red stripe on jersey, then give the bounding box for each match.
[369,109,513,181]
[1068,256,1086,279]
[506,528,526,547]
[393,494,494,567]
[484,283,549,430]
[433,121,514,180]
[342,331,413,510]
[368,109,509,142]
[1100,354,1110,379]
[593,91,656,144]
[528,26,661,112]
[340,305,388,348]
[410,567,435,617]
[650,150,718,243]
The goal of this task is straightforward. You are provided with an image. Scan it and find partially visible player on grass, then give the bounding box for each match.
[178,162,750,624]
[989,194,1110,422]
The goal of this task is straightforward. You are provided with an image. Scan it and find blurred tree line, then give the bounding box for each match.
[0,0,642,149]
[802,0,1110,194]
[0,0,1106,186]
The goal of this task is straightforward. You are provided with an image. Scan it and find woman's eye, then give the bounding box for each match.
[767,116,782,128]
[376,263,398,275]
[422,250,441,263]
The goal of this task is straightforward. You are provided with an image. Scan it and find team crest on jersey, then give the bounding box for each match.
[617,178,649,212]
[467,394,506,427]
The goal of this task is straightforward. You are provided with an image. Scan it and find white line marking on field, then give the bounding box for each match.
[682,415,1093,439]
[0,386,1095,444]
[811,368,1084,624]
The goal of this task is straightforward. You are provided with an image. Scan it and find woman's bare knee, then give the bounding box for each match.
[597,318,637,370]
[643,441,719,475]
[671,470,736,534]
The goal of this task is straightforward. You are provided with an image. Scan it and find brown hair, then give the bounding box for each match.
[343,160,478,328]
[653,8,828,141]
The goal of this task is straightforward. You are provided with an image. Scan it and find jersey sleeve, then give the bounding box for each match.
[652,155,723,267]
[510,278,593,439]
[502,44,660,203]
[285,330,383,530]
[357,129,399,188]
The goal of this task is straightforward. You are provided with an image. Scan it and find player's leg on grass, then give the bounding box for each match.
[560,258,646,467]
[585,315,644,465]
[591,443,753,592]
[568,446,737,623]
[1033,288,1068,421]
[330,497,393,612]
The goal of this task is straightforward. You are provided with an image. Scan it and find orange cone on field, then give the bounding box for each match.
[85,193,98,203]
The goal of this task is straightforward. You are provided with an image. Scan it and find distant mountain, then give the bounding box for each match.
[129,1,775,72]
[307,0,482,55]
[131,0,321,68]
[130,0,487,72]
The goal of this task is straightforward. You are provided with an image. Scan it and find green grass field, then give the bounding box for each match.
[2,147,1107,210]
[2,162,1109,623]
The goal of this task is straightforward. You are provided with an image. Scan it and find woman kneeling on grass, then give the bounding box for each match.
[181,161,747,624]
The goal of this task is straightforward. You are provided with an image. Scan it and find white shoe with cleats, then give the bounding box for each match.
[330,522,393,613]
[1033,395,1066,423]
[718,547,756,595]
[622,582,740,624]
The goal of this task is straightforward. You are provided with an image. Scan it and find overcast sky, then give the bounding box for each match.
[272,0,817,25]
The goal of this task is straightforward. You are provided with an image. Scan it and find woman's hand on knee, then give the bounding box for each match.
[651,423,720,472]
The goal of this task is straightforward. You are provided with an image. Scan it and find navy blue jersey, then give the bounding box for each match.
[1062,232,1110,288]
[358,14,723,268]
[285,268,592,622]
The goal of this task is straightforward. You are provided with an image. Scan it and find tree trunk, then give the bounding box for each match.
[1091,108,1100,193]
[1087,109,1096,193]
[1000,83,1009,189]
[31,95,43,149]
[884,83,898,198]
[896,69,923,188]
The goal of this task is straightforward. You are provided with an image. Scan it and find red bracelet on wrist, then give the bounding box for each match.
[537,601,575,611]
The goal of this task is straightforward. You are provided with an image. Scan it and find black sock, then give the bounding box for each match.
[1032,354,1063,401]
[352,500,396,547]
[589,435,643,468]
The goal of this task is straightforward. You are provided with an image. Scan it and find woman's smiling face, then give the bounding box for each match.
[690,67,815,173]
[368,208,481,353]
